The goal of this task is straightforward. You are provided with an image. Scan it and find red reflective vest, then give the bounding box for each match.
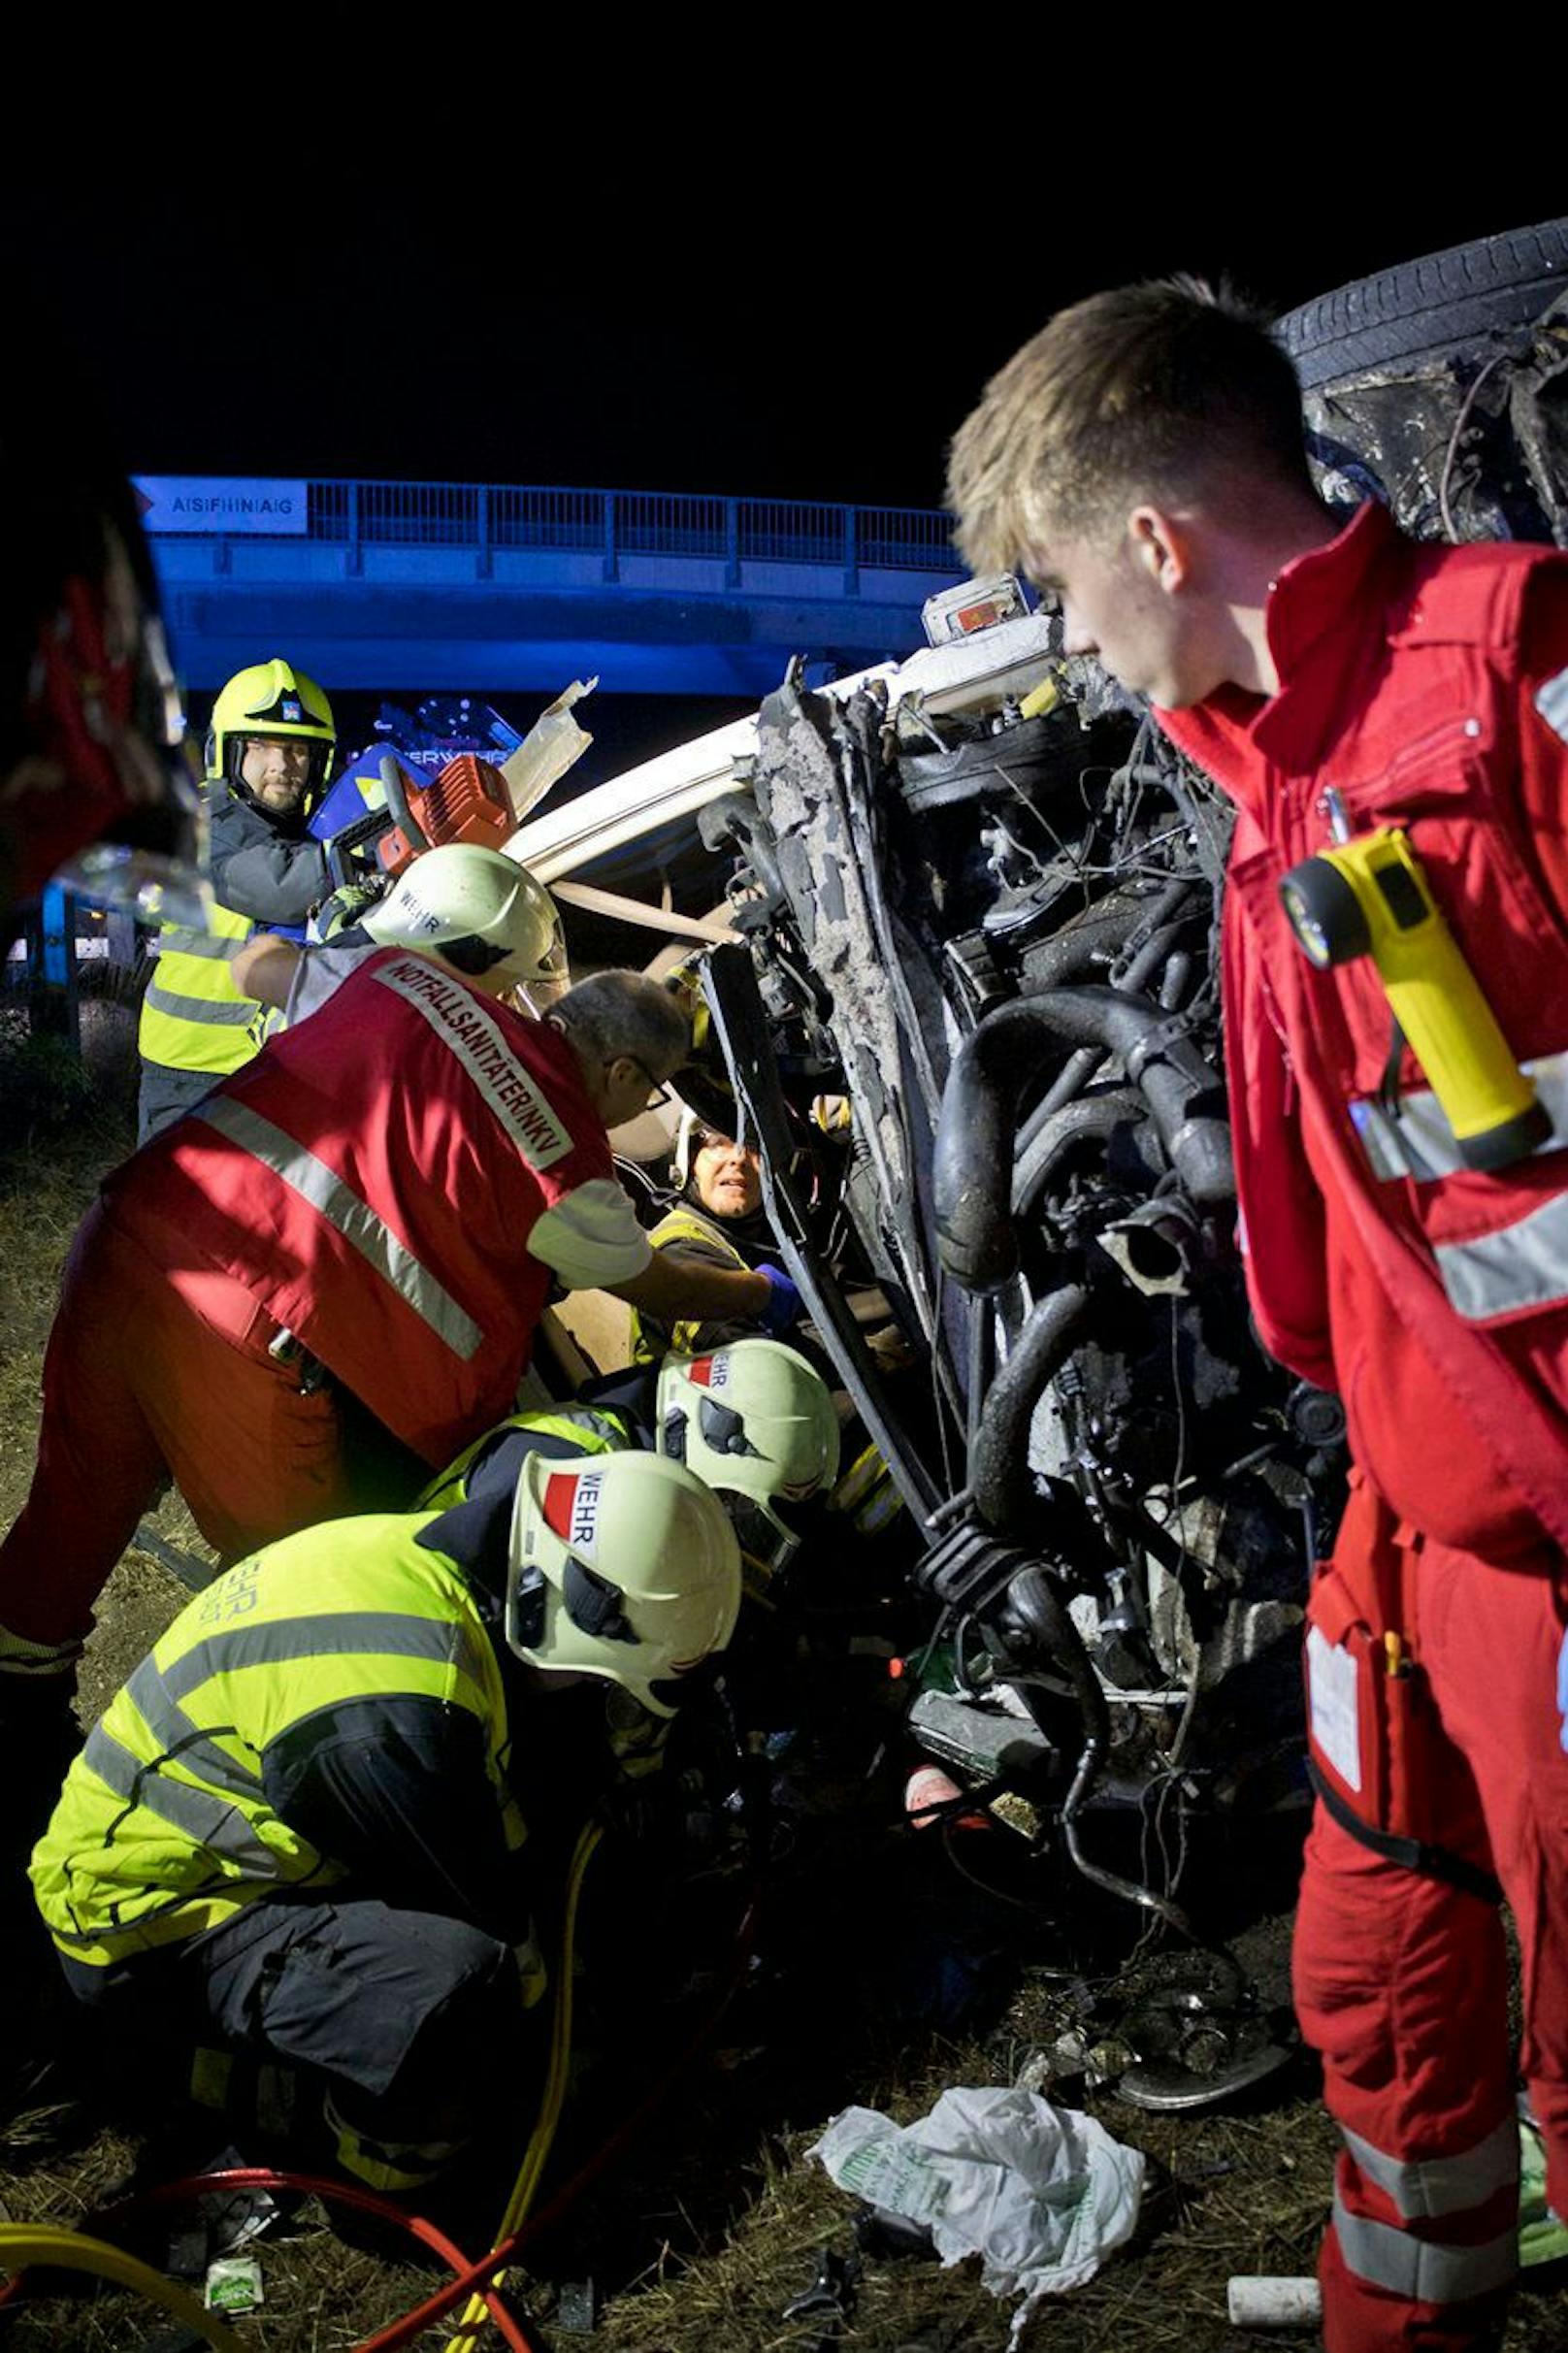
[112,948,611,1465]
[1158,501,1568,1556]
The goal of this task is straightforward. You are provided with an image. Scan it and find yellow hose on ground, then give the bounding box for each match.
[444,1819,604,2352]
[0,2220,248,2351]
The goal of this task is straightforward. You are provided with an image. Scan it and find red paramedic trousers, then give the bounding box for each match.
[0,1200,363,1648]
[1294,1473,1568,2351]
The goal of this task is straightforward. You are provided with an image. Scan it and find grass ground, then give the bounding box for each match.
[2,1001,1566,2349]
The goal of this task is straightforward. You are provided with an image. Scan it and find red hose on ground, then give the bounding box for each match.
[87,2164,539,2353]
[355,1893,759,2353]
[20,1888,758,2353]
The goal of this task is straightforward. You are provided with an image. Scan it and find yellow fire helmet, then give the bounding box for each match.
[506,1449,741,1717]
[206,658,336,806]
[656,1339,841,1573]
[361,842,571,1005]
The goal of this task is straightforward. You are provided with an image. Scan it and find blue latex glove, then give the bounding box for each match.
[757,1264,802,1335]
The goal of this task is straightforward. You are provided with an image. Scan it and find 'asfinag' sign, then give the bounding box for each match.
[134,477,309,535]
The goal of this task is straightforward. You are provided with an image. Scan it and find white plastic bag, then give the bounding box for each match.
[811,2086,1144,2344]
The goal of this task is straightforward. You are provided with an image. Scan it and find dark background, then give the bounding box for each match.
[10,114,1564,774]
[13,123,1566,511]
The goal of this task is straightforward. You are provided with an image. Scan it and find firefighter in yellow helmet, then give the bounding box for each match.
[135,658,338,1142]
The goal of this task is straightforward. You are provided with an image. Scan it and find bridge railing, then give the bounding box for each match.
[149,479,960,581]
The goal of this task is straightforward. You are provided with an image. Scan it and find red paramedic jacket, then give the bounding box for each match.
[1156,499,1568,1558]
[112,947,612,1466]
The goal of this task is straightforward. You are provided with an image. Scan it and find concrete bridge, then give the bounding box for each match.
[138,476,964,698]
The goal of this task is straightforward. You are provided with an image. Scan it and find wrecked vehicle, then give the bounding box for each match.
[503,218,1568,2092]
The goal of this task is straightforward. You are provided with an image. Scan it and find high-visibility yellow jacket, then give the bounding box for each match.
[31,1512,525,1969]
[136,892,280,1076]
[629,1202,752,1363]
[138,783,331,1078]
[416,1404,628,1514]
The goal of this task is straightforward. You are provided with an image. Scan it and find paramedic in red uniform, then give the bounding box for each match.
[0,951,798,1703]
[949,275,1568,2352]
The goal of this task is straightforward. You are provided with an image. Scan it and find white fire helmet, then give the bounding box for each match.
[656,1339,840,1573]
[361,842,570,1006]
[505,1449,741,1717]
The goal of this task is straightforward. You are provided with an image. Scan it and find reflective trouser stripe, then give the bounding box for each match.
[1341,2117,1519,2220]
[1353,1051,1568,1183]
[144,984,256,1028]
[1332,2195,1518,2304]
[154,931,246,962]
[326,2094,468,2193]
[1433,1191,1568,1322]
[194,1095,485,1360]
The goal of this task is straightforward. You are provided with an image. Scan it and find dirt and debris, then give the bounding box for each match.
[4,1027,1568,2349]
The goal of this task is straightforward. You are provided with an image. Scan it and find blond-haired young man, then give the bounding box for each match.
[951,278,1568,2353]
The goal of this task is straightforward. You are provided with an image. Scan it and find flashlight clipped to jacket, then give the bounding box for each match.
[1279,789,1552,1173]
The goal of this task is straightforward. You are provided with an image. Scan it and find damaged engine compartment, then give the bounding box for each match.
[687,641,1345,2107]
[540,215,1568,2113]
[669,227,1568,2047]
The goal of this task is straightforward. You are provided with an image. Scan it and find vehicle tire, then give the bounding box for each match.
[1276,218,1568,389]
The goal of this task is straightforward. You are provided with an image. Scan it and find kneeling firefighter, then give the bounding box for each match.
[421,1338,841,1583]
[30,1452,739,2192]
[136,659,339,1143]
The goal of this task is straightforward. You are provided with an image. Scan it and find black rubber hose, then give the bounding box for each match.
[1012,901,1203,1165]
[1005,1565,1207,1944]
[378,753,429,852]
[970,1286,1090,1539]
[935,985,1233,1291]
[1010,1089,1144,1220]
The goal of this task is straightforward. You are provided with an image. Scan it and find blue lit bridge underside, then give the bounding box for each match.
[146,480,964,698]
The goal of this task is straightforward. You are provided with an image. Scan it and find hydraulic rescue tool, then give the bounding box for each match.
[1279,790,1552,1172]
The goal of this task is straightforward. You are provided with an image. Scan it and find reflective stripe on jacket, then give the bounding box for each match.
[416,1406,628,1514]
[138,896,280,1077]
[1158,503,1568,1553]
[30,1512,522,1966]
[117,949,614,1467]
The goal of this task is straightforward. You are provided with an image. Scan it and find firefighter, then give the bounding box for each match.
[949,276,1568,2353]
[30,1450,739,2191]
[629,1110,784,1361]
[136,658,339,1143]
[273,838,571,1013]
[422,1336,841,1580]
[0,959,799,1796]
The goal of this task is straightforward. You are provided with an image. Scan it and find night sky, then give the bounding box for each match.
[13,124,1566,515]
